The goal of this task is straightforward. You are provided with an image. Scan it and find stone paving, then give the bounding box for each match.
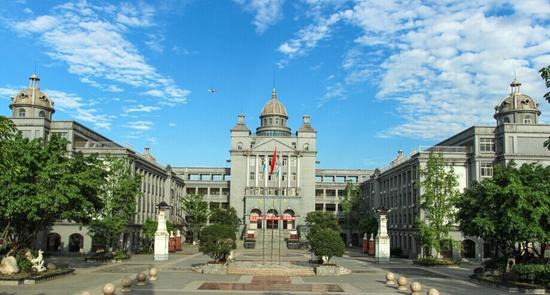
[0,246,513,295]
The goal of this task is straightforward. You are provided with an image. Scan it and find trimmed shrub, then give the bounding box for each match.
[482,257,508,272]
[199,224,236,263]
[309,228,344,264]
[413,257,456,266]
[512,264,550,285]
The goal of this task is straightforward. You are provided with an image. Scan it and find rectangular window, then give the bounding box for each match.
[282,173,287,181]
[292,173,296,181]
[315,203,324,211]
[249,156,255,165]
[250,172,255,180]
[315,189,324,197]
[480,162,494,178]
[325,204,336,211]
[480,138,495,152]
[282,156,288,166]
[189,174,200,181]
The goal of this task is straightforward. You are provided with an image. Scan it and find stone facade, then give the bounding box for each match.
[6,75,371,253]
[361,80,550,259]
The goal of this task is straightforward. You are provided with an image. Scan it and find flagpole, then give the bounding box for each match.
[278,157,282,265]
[261,156,268,265]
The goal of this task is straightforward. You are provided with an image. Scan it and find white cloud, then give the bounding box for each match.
[281,0,550,139]
[168,122,176,127]
[235,0,285,34]
[126,120,153,131]
[124,104,161,113]
[0,87,19,99]
[11,1,190,106]
[45,89,112,129]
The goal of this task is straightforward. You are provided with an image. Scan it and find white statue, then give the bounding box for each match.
[29,250,47,273]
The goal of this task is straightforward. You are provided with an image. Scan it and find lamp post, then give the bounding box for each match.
[154,201,172,261]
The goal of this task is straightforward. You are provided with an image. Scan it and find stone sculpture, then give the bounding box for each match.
[0,256,19,275]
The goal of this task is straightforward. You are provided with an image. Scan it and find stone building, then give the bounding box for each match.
[8,74,186,253]
[6,75,371,252]
[361,80,550,260]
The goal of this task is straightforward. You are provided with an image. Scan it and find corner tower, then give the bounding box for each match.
[494,79,540,125]
[10,74,55,120]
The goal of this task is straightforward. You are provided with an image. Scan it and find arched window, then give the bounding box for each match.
[250,209,262,229]
[237,142,243,150]
[503,117,510,123]
[38,111,46,118]
[18,108,26,118]
[303,143,309,151]
[267,209,279,229]
[283,209,295,229]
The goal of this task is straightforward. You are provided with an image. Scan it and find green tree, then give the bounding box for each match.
[0,134,106,252]
[305,211,340,239]
[88,157,142,251]
[199,224,236,262]
[0,116,16,141]
[209,207,241,232]
[456,162,550,260]
[340,182,361,245]
[540,65,550,103]
[417,152,460,258]
[182,194,209,242]
[358,214,378,239]
[540,65,550,149]
[142,218,175,251]
[309,228,345,263]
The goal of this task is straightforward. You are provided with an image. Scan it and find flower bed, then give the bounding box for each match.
[0,268,74,285]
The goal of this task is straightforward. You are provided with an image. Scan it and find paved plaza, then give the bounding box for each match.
[0,247,510,295]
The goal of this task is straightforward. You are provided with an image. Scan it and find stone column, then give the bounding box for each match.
[375,208,390,263]
[154,209,169,261]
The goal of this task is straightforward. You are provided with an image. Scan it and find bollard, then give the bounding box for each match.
[426,288,440,295]
[410,281,422,295]
[397,276,408,291]
[136,272,147,286]
[121,277,132,293]
[385,272,396,285]
[103,283,116,295]
[149,267,158,281]
[80,292,92,295]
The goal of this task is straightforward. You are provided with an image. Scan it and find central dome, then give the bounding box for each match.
[494,79,540,125]
[256,88,291,137]
[261,89,288,117]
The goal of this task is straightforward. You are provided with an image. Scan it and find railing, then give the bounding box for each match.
[380,145,470,173]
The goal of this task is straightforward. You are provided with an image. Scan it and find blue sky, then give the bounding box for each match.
[0,0,549,169]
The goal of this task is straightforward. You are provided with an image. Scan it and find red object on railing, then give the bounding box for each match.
[169,237,176,253]
[175,236,182,251]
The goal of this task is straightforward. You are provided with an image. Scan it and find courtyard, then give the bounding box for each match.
[0,247,508,295]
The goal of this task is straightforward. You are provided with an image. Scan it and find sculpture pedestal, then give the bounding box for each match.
[375,236,390,263]
[154,232,169,261]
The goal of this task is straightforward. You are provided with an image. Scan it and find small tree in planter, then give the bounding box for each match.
[199,224,236,263]
[309,228,345,264]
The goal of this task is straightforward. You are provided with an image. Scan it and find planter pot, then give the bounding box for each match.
[244,241,256,249]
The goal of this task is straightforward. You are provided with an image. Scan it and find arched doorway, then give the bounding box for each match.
[250,209,262,229]
[351,233,359,246]
[266,209,278,229]
[69,233,83,253]
[282,209,295,230]
[340,233,347,245]
[462,239,476,258]
[46,233,61,252]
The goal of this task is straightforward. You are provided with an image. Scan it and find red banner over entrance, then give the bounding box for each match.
[250,215,296,221]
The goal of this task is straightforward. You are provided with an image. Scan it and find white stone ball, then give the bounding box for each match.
[397,276,408,286]
[103,283,116,295]
[427,288,440,295]
[410,281,422,292]
[385,272,395,281]
[136,272,147,282]
[121,277,132,287]
[149,267,158,276]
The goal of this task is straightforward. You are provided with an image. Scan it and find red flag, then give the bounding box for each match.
[269,147,277,175]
